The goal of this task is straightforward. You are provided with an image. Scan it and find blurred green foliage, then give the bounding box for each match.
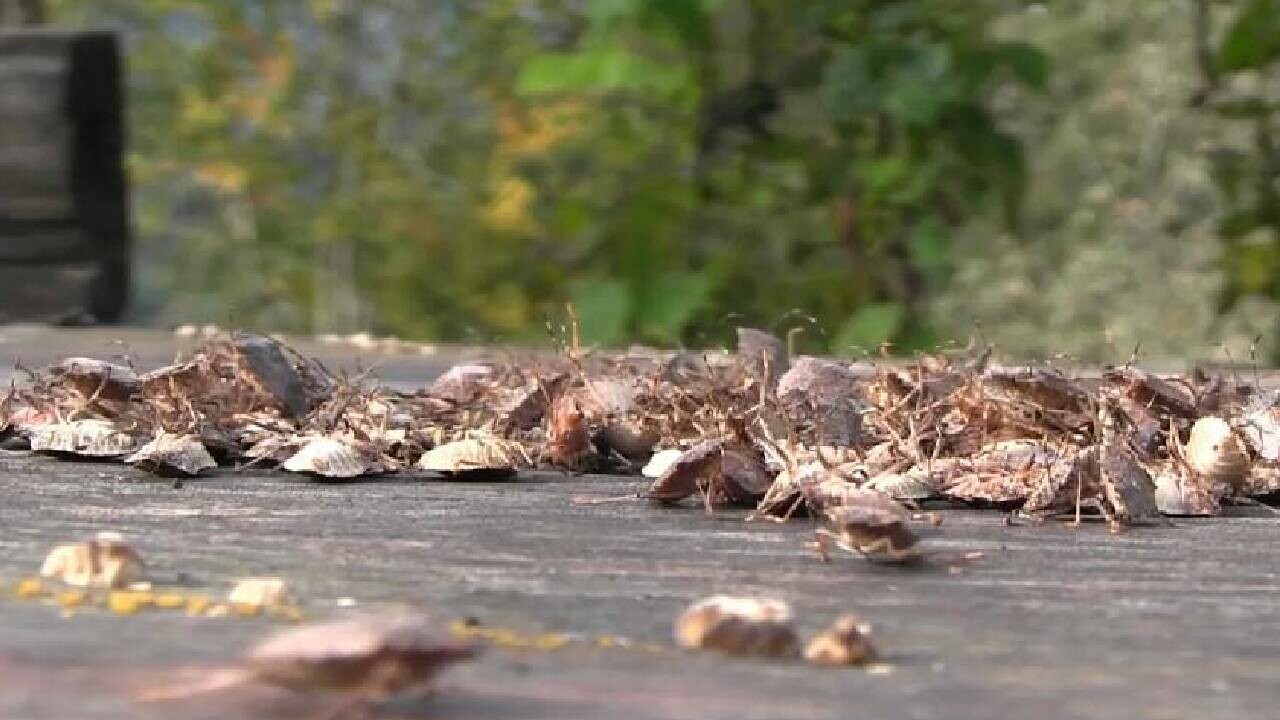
[39,1,1280,359]
[1196,0,1280,311]
[45,0,1042,353]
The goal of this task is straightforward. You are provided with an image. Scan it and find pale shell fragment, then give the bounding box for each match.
[428,364,495,404]
[228,578,290,607]
[642,449,684,478]
[417,437,528,474]
[1240,407,1280,462]
[864,469,936,500]
[126,433,217,476]
[40,532,145,589]
[30,419,139,457]
[1184,417,1251,493]
[46,357,140,400]
[1148,460,1218,517]
[282,437,382,479]
[674,595,799,658]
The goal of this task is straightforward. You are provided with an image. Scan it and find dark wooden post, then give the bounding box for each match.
[0,29,128,322]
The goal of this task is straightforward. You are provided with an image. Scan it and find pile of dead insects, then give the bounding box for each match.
[2,329,1278,561]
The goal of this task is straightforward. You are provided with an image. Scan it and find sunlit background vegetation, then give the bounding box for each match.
[38,1,1280,361]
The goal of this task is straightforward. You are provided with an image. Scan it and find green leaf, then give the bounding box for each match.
[570,278,631,346]
[908,217,950,281]
[833,303,905,355]
[883,44,953,126]
[991,41,1049,90]
[1219,209,1261,239]
[637,271,711,342]
[640,0,714,51]
[1228,239,1280,294]
[1219,0,1280,71]
[823,45,880,125]
[517,49,691,96]
[859,157,910,193]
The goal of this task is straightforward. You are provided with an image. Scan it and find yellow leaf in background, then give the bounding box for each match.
[308,0,338,21]
[179,93,228,131]
[15,578,44,599]
[472,282,531,332]
[483,176,537,234]
[497,100,584,158]
[195,161,249,194]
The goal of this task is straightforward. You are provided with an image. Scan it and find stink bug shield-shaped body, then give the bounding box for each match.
[813,505,921,564]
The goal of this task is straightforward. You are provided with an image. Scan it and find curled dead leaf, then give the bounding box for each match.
[547,393,591,467]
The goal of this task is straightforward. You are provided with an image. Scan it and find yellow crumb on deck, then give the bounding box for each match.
[15,578,44,599]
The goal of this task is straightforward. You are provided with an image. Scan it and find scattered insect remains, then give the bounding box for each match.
[3,327,1277,593]
[813,505,922,565]
[804,613,878,667]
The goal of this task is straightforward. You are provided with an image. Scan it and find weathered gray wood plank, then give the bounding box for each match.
[2,463,1278,720]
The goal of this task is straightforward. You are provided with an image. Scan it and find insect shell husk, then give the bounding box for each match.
[674,595,799,659]
[1184,417,1251,493]
[228,577,291,607]
[416,437,527,475]
[281,437,381,479]
[30,419,139,458]
[126,433,218,477]
[804,613,877,666]
[1147,459,1218,517]
[246,612,476,695]
[40,532,145,589]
